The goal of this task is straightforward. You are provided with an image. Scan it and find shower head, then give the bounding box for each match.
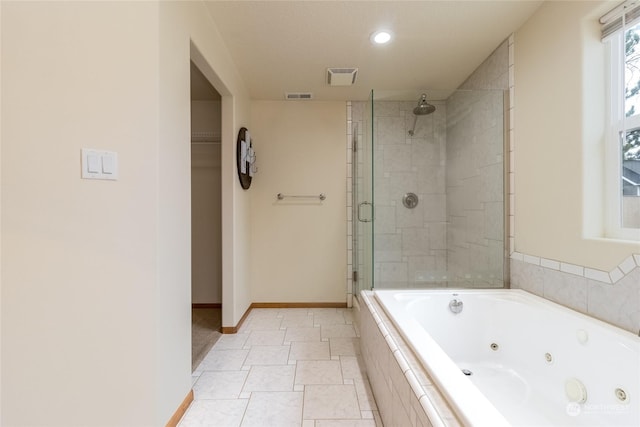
[408,93,435,136]
[413,93,436,115]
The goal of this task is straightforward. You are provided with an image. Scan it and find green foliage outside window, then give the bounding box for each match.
[625,26,640,160]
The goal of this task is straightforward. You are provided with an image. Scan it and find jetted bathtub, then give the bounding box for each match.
[373,289,639,426]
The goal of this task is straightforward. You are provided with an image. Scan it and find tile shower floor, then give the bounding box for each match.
[178,307,382,427]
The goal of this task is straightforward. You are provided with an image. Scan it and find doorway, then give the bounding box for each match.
[190,61,223,371]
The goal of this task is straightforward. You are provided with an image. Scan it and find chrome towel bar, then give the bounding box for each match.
[277,193,326,201]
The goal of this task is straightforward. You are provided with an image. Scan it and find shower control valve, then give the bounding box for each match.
[402,193,419,209]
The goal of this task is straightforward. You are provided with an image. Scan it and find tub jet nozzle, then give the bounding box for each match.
[449,299,463,314]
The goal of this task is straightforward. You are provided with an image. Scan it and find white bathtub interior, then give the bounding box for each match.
[373,289,640,427]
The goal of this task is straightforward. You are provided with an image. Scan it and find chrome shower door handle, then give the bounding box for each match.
[358,201,373,223]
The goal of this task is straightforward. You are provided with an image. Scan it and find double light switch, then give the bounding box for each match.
[81,149,118,180]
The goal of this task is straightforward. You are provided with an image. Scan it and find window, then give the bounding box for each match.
[603,3,640,240]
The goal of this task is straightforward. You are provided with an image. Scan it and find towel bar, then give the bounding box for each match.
[277,193,326,201]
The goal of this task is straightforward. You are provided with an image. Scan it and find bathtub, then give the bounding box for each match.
[370,289,639,426]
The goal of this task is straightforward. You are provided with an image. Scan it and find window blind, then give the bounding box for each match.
[601,0,640,39]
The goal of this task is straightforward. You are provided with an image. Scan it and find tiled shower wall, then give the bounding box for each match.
[351,100,448,288]
[350,40,509,289]
[445,40,509,287]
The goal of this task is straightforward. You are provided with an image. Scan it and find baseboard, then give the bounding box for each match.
[165,389,193,427]
[251,302,347,308]
[220,304,252,334]
[220,302,348,334]
[192,303,222,309]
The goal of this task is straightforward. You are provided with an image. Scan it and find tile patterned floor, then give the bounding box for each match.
[179,308,382,427]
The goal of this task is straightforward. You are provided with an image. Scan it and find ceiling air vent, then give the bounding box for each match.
[327,68,358,86]
[285,92,314,100]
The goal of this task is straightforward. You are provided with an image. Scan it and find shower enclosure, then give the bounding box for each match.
[352,89,508,296]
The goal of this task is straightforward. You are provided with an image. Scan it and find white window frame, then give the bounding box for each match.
[604,24,640,241]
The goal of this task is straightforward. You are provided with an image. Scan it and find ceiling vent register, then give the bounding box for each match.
[285,92,314,100]
[327,68,358,86]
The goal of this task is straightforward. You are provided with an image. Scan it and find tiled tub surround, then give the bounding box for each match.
[359,291,462,427]
[179,307,381,427]
[511,253,640,334]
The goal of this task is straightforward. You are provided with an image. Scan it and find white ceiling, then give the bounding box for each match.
[203,0,543,101]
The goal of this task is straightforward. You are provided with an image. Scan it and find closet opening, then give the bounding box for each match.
[190,60,223,371]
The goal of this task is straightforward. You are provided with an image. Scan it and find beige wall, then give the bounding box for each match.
[191,101,222,304]
[0,2,4,420]
[191,143,222,304]
[250,101,347,302]
[2,2,158,425]
[514,0,639,271]
[1,1,251,425]
[159,1,252,422]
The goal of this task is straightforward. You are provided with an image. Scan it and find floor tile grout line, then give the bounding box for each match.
[181,308,378,427]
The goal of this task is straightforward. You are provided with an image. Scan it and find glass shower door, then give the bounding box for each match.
[352,90,374,296]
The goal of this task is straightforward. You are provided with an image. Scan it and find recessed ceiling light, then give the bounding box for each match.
[370,30,393,45]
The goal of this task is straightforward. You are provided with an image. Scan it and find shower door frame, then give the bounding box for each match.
[351,91,374,297]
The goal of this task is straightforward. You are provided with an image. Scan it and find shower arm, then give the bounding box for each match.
[408,114,419,136]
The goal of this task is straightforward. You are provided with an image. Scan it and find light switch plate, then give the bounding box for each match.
[101,153,115,175]
[81,149,118,180]
[87,153,101,173]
